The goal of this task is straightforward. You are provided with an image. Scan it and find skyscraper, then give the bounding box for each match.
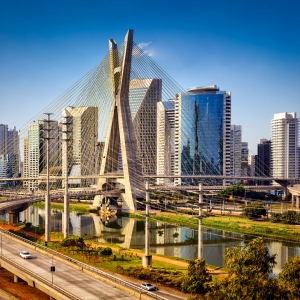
[28,119,59,191]
[157,100,175,185]
[174,85,231,185]
[271,112,300,180]
[255,139,271,185]
[241,142,249,177]
[0,124,19,181]
[129,78,162,175]
[6,126,20,178]
[0,124,8,156]
[62,106,98,186]
[23,138,28,187]
[248,155,256,177]
[230,125,242,183]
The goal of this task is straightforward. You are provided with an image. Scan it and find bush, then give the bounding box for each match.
[100,247,112,256]
[270,211,300,225]
[25,222,32,227]
[270,213,282,223]
[243,204,266,219]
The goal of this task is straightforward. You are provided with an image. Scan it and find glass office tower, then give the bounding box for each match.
[174,85,231,185]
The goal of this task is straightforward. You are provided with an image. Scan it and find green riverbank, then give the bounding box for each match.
[126,212,300,244]
[31,202,97,213]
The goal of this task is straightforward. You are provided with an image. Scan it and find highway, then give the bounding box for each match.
[0,234,185,300]
[1,234,137,300]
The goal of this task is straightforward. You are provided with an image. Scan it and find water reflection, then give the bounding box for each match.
[1,206,300,274]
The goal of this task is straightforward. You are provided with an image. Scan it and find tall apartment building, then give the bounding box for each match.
[230,125,242,182]
[0,124,8,155]
[157,100,175,185]
[28,119,59,191]
[128,79,162,175]
[271,112,300,180]
[255,139,271,185]
[62,107,98,186]
[241,142,249,177]
[174,85,231,186]
[0,155,7,186]
[0,124,19,181]
[23,138,28,187]
[6,126,20,178]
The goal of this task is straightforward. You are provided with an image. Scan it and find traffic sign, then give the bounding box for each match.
[50,266,55,272]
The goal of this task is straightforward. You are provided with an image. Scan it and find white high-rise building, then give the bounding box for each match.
[230,125,242,182]
[271,112,299,180]
[28,119,59,191]
[157,100,175,185]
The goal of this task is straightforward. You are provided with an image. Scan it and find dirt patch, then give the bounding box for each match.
[0,268,50,300]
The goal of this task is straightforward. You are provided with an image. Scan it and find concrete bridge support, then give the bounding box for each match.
[8,209,22,224]
[292,195,295,208]
[296,196,300,210]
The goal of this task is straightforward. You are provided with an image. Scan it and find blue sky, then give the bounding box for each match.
[0,0,299,153]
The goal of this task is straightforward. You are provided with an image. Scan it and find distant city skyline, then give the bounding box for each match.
[0,0,299,154]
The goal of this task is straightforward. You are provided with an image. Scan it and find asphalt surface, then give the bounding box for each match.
[1,235,137,300]
[1,235,186,300]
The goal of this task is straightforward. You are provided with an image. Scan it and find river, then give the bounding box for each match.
[1,206,300,276]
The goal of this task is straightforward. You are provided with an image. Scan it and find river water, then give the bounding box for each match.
[1,206,300,276]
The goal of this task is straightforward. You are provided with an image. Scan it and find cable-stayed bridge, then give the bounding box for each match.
[0,29,299,239]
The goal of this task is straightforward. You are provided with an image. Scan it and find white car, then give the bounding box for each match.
[20,251,31,259]
[141,283,156,291]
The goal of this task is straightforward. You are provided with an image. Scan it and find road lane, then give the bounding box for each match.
[1,235,136,300]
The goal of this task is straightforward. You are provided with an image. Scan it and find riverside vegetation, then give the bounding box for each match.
[4,221,300,299]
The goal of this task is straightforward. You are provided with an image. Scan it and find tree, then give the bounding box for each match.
[225,237,276,278]
[217,184,244,197]
[180,259,211,296]
[279,256,300,298]
[243,203,267,219]
[204,238,287,300]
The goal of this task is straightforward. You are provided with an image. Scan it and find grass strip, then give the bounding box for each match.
[31,202,97,213]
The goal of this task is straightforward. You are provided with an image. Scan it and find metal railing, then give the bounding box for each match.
[0,228,167,300]
[0,254,81,300]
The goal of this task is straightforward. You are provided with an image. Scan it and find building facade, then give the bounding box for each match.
[255,139,271,185]
[23,138,28,187]
[128,78,162,176]
[62,107,98,186]
[271,112,300,180]
[0,124,19,182]
[157,100,175,185]
[230,125,242,182]
[174,85,231,186]
[28,120,59,191]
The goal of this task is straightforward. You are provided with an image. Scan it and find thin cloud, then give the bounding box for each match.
[137,42,152,49]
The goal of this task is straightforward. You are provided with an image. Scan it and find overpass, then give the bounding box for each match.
[288,185,300,209]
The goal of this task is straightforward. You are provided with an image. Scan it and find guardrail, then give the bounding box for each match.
[0,228,167,300]
[0,254,81,300]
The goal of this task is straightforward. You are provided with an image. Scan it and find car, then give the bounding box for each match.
[141,283,156,291]
[20,251,32,259]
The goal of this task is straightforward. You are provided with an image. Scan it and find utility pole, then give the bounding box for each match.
[61,116,71,239]
[143,181,152,267]
[43,113,54,244]
[198,182,204,260]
